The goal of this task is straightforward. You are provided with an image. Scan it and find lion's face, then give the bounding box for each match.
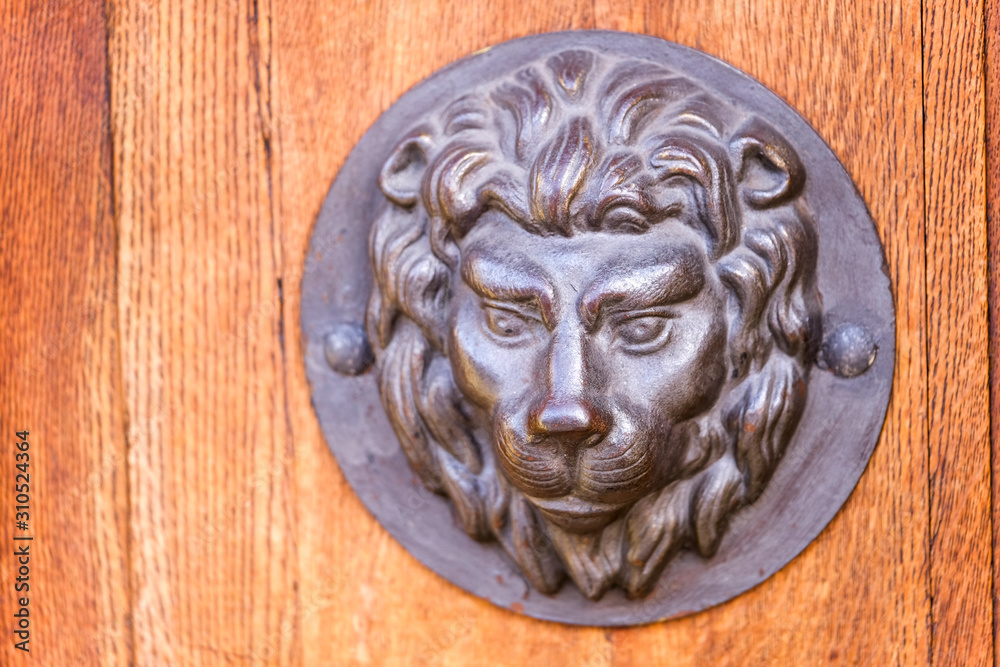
[446,208,729,533]
[365,48,820,599]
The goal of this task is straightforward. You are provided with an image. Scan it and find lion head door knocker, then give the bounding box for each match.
[302,32,894,625]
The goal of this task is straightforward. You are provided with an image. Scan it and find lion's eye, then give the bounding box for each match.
[601,206,648,233]
[483,306,534,340]
[615,314,672,352]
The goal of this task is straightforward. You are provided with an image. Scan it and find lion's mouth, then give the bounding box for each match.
[525,494,628,532]
[495,426,662,504]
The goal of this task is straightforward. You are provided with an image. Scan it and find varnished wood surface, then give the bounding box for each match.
[923,0,991,664]
[987,0,1000,662]
[0,3,132,666]
[1,1,995,664]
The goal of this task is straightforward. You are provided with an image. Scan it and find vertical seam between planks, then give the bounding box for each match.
[248,0,301,661]
[101,0,139,665]
[920,0,933,664]
[249,0,266,657]
[985,0,998,660]
[983,0,994,653]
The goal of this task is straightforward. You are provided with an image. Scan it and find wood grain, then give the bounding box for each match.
[1,0,995,664]
[618,3,930,664]
[923,0,993,664]
[107,0,299,663]
[987,0,1000,659]
[279,6,616,665]
[275,1,930,664]
[0,2,132,665]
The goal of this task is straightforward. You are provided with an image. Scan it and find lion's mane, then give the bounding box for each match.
[364,50,820,599]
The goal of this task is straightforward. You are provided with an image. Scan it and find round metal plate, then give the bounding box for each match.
[300,30,894,626]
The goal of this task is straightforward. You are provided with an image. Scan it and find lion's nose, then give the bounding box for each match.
[528,329,608,443]
[530,399,605,437]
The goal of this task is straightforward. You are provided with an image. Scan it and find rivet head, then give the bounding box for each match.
[324,323,373,376]
[821,323,877,378]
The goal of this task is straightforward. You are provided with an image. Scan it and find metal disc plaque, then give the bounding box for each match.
[300,31,894,626]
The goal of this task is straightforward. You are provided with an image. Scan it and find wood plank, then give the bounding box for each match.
[275,1,930,664]
[6,0,992,662]
[616,1,930,663]
[923,0,993,664]
[278,5,616,665]
[986,0,1000,659]
[0,3,133,665]
[106,0,300,663]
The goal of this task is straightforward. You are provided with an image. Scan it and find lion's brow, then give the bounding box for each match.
[460,250,556,324]
[579,251,705,329]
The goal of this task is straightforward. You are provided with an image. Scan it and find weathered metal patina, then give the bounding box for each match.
[301,31,894,625]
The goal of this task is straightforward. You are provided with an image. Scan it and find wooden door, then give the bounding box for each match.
[1,1,996,664]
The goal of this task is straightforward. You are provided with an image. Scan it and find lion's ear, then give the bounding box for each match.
[379,132,433,206]
[730,117,805,209]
